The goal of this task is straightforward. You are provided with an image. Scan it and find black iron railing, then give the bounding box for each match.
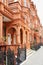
[0,45,26,65]
[17,46,26,64]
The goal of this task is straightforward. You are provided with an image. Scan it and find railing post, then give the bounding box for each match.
[6,55,7,65]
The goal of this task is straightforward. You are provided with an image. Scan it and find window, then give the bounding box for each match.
[24,0,26,6]
[14,0,17,2]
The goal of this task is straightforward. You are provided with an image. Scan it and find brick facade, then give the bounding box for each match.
[0,0,42,54]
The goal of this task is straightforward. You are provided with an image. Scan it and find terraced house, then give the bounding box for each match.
[0,0,42,56]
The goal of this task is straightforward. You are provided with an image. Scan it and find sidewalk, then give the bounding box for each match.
[20,46,43,65]
[20,49,36,65]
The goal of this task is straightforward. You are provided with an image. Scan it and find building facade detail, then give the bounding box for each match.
[0,0,42,54]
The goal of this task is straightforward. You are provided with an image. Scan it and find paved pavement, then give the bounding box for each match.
[20,46,43,65]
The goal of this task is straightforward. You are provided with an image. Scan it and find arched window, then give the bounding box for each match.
[24,0,26,6]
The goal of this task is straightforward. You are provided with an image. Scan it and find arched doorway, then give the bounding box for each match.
[20,29,23,44]
[7,28,17,45]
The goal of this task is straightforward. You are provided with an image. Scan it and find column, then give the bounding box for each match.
[23,30,25,44]
[17,26,20,44]
[11,33,14,44]
[13,33,16,45]
[27,31,29,43]
[23,30,26,48]
[6,29,8,45]
[27,31,30,49]
[0,14,3,40]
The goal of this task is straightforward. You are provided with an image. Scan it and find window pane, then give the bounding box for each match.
[24,0,26,6]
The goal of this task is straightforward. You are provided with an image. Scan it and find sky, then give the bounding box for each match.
[32,0,43,26]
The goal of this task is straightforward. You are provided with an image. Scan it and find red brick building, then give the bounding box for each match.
[0,0,42,54]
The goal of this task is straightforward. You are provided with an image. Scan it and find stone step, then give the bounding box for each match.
[26,49,32,53]
[26,49,33,55]
[20,50,36,65]
[26,49,35,59]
